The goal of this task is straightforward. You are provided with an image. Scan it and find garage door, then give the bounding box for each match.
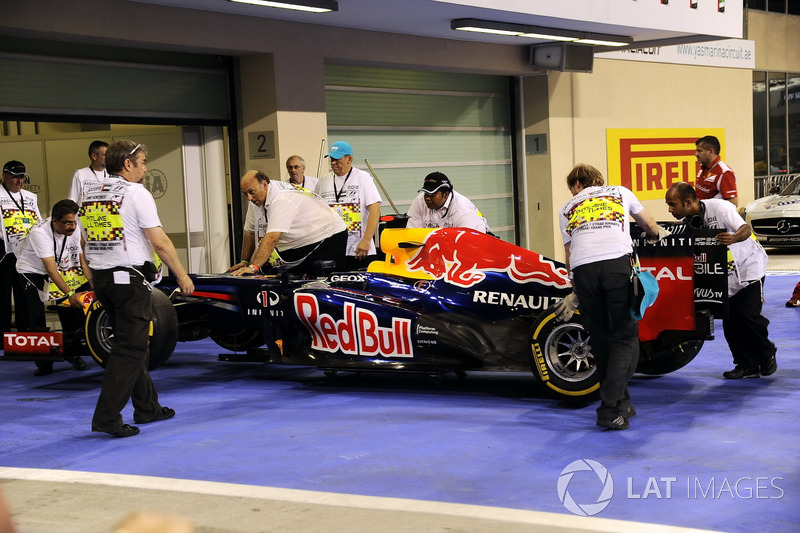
[325,64,515,243]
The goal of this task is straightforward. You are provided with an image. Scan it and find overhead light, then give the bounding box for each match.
[520,33,578,43]
[228,0,338,13]
[455,26,523,37]
[451,18,632,47]
[575,38,631,47]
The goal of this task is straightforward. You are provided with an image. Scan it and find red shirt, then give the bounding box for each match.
[695,157,737,200]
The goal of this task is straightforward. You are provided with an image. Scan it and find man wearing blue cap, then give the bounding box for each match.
[316,141,382,270]
[407,172,489,232]
[556,164,665,431]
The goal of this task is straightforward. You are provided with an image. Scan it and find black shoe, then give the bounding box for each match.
[133,406,176,424]
[33,363,53,376]
[760,354,778,377]
[597,416,629,430]
[67,356,88,371]
[93,424,140,438]
[622,405,637,419]
[722,366,760,379]
[786,299,800,308]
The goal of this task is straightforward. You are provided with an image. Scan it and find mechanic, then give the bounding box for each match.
[79,140,194,438]
[226,157,320,273]
[556,163,665,431]
[14,199,91,375]
[316,141,382,270]
[1,160,42,336]
[286,155,318,192]
[229,170,347,277]
[786,279,800,307]
[665,182,777,380]
[66,140,109,204]
[406,172,490,233]
[694,135,738,206]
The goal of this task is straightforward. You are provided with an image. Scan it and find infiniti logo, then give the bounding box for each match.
[777,220,791,234]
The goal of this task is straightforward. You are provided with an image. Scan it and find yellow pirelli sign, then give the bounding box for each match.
[606,128,725,201]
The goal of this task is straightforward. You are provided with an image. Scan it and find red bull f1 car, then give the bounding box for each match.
[2,225,727,400]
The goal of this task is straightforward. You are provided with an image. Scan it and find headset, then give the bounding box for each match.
[687,201,706,230]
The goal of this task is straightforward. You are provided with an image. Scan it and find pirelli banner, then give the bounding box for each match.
[607,128,726,201]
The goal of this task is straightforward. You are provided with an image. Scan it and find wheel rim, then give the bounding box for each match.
[543,323,595,382]
[94,311,114,355]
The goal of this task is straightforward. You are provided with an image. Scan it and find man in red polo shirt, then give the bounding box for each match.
[694,135,738,207]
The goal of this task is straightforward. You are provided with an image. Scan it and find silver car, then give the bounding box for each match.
[742,175,800,247]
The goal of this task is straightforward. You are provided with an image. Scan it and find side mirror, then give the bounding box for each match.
[768,185,781,195]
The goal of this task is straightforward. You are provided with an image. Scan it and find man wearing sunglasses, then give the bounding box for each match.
[79,140,194,438]
[1,160,41,336]
[15,199,91,375]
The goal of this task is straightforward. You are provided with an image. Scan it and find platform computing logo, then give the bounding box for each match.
[558,459,614,516]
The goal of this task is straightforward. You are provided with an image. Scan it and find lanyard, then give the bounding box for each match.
[52,223,68,265]
[333,168,353,204]
[2,184,24,213]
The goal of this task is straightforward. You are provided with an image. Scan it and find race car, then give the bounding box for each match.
[2,225,728,400]
[741,174,800,247]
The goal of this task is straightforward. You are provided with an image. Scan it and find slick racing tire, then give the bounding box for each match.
[636,340,704,375]
[210,328,264,352]
[85,289,178,370]
[529,307,599,400]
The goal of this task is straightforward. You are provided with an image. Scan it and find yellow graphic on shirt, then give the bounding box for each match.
[79,201,124,243]
[2,208,39,240]
[48,267,88,300]
[566,195,625,234]
[332,202,362,233]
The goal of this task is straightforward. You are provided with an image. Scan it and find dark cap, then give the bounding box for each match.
[2,160,27,177]
[419,172,452,194]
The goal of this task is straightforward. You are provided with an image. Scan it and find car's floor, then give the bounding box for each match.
[1,273,799,533]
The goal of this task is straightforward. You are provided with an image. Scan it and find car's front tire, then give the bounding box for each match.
[529,308,599,400]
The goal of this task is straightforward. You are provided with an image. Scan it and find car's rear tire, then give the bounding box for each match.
[210,328,263,352]
[85,289,178,370]
[530,308,599,400]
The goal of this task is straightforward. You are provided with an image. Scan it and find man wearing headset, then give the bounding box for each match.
[665,182,776,380]
[1,160,41,335]
[406,172,490,233]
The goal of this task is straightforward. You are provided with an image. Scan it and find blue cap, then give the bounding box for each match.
[325,141,353,159]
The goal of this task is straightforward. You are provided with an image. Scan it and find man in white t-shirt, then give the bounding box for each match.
[1,160,42,335]
[286,155,318,192]
[407,172,489,232]
[15,199,91,375]
[557,164,664,431]
[316,141,382,270]
[67,140,109,204]
[665,182,776,380]
[229,170,347,277]
[80,140,194,438]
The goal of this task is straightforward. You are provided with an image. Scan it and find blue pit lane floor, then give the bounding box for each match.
[1,273,799,532]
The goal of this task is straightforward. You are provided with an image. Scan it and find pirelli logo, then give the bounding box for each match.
[607,128,726,201]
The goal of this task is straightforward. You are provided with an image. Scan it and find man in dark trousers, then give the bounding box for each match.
[79,140,194,437]
[665,182,776,379]
[556,164,665,430]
